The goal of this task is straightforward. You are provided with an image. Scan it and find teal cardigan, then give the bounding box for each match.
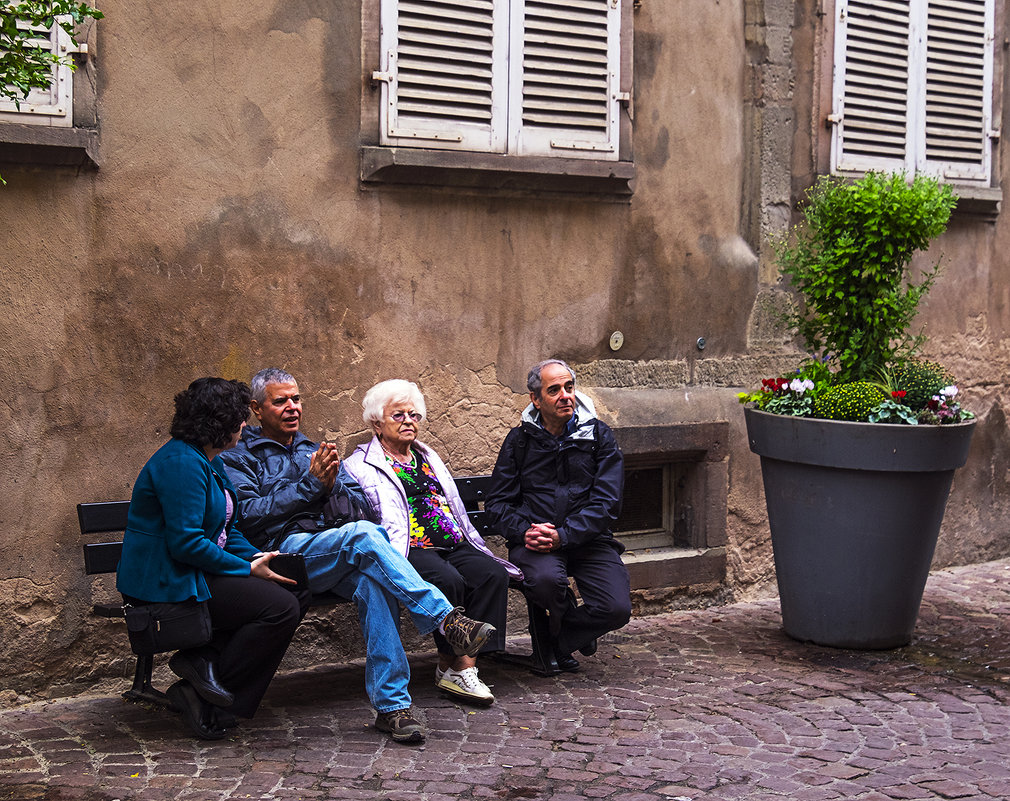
[117,438,260,603]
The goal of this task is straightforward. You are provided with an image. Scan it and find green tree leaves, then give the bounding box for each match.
[0,1,102,107]
[775,172,956,383]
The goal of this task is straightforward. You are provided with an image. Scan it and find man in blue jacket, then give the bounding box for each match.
[221,368,494,744]
[485,359,631,671]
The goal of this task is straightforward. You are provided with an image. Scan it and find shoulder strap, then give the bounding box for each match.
[513,427,529,472]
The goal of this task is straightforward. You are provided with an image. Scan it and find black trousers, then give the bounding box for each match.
[407,542,509,655]
[200,575,309,718]
[508,538,632,657]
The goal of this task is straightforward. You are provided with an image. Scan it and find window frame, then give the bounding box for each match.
[613,423,729,592]
[0,17,76,127]
[614,464,674,549]
[817,0,1002,217]
[507,0,623,160]
[0,15,100,168]
[360,0,635,196]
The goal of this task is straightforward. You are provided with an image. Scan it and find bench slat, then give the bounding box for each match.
[83,541,124,575]
[78,501,130,535]
[467,509,495,537]
[453,475,494,511]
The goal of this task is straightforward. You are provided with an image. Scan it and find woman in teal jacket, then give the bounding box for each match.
[117,377,307,739]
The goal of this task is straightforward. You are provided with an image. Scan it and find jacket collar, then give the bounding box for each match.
[239,425,316,452]
[521,390,598,441]
[359,435,433,471]
[173,438,231,485]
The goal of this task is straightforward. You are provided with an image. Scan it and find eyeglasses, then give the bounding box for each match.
[390,411,422,423]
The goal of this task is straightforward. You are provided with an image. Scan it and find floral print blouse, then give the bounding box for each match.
[388,451,465,550]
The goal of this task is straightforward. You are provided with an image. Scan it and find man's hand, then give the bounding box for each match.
[524,522,560,552]
[308,442,340,492]
[250,551,297,585]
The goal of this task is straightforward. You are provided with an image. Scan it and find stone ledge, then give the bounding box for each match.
[0,124,99,168]
[616,422,729,462]
[360,146,635,198]
[576,358,690,388]
[576,354,804,390]
[952,184,1001,222]
[623,546,727,591]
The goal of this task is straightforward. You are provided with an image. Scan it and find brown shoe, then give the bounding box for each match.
[441,607,496,657]
[374,707,426,744]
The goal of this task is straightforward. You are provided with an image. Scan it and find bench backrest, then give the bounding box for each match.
[450,474,494,536]
[80,502,129,574]
[80,475,497,575]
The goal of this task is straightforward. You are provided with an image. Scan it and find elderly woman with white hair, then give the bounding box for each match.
[343,379,520,706]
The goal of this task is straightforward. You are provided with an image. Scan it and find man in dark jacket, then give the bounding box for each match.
[485,359,631,670]
[221,368,495,744]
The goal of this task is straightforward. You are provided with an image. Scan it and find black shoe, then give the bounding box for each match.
[166,681,228,741]
[578,638,598,657]
[169,651,234,708]
[210,708,238,730]
[551,639,580,672]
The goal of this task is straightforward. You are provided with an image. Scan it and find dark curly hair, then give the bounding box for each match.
[170,377,252,449]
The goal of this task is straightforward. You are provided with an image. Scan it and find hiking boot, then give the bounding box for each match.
[436,665,495,705]
[441,607,496,657]
[374,707,426,744]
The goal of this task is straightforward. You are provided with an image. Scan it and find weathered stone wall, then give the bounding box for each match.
[0,0,1008,704]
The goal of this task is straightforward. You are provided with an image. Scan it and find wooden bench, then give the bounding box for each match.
[80,475,560,706]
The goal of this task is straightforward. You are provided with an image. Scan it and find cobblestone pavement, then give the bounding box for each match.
[3,558,1010,801]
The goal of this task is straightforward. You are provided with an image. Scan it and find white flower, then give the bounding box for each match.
[940,385,958,398]
[789,378,814,394]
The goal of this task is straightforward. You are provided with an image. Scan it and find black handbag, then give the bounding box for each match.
[276,485,378,545]
[123,599,213,656]
[323,484,379,527]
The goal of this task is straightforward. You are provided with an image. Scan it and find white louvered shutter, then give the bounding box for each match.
[831,0,913,174]
[0,18,74,126]
[377,0,509,152]
[508,0,621,159]
[921,0,993,182]
[831,0,993,184]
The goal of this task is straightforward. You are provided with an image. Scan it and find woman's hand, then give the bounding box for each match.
[250,551,297,585]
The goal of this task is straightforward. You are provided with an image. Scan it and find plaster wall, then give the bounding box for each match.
[0,0,1007,703]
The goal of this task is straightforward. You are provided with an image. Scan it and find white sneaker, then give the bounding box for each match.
[435,665,494,705]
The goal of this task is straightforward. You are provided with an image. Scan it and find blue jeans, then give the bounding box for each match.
[278,521,455,713]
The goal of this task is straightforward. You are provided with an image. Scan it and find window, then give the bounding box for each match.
[612,424,729,592]
[372,0,626,162]
[614,465,671,550]
[830,0,996,185]
[0,18,76,127]
[0,13,98,168]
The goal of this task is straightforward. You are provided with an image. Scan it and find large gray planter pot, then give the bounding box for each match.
[744,407,975,649]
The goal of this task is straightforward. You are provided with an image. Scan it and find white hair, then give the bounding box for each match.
[362,379,427,425]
